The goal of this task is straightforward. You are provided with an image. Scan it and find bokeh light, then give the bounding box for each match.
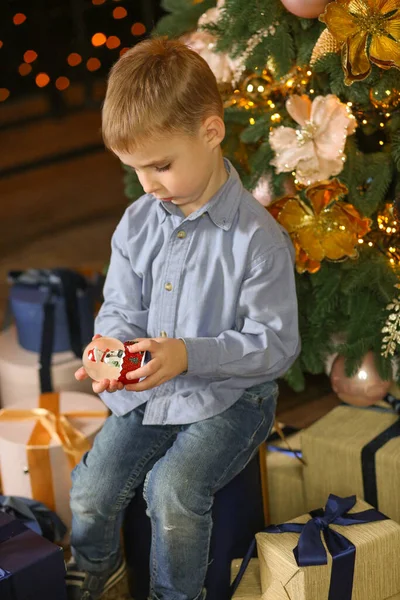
[55,76,70,90]
[13,13,27,25]
[18,63,32,76]
[113,7,127,18]
[131,23,146,36]
[67,53,82,67]
[106,36,120,49]
[36,73,50,87]
[0,88,10,101]
[24,50,38,63]
[92,33,107,47]
[87,57,101,71]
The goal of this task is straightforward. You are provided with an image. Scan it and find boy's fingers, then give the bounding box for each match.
[92,334,102,340]
[75,367,89,381]
[108,379,121,393]
[92,379,110,394]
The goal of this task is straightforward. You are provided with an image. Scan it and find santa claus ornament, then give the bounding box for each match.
[83,337,146,385]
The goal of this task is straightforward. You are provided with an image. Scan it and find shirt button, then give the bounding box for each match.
[164,282,173,291]
[160,330,168,337]
[177,230,186,239]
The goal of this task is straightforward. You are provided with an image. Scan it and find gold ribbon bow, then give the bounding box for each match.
[0,393,107,512]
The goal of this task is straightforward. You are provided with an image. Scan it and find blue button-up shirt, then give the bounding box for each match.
[95,159,300,424]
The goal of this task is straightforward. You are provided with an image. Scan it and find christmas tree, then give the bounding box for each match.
[125,0,400,392]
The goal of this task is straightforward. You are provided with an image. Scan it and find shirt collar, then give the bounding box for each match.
[156,159,243,230]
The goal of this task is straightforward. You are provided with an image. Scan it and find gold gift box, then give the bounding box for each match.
[301,405,400,522]
[267,432,307,524]
[231,558,261,599]
[256,498,400,600]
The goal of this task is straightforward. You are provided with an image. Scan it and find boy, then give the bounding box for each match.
[69,37,299,600]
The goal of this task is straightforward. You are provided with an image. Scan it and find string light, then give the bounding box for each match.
[106,36,120,49]
[18,63,32,76]
[87,57,101,71]
[13,13,26,25]
[120,47,129,56]
[92,33,107,47]
[249,117,255,125]
[55,76,70,90]
[67,53,82,66]
[113,7,127,19]
[0,41,3,49]
[24,50,38,63]
[92,0,106,4]
[35,73,50,87]
[0,89,10,101]
[131,23,146,36]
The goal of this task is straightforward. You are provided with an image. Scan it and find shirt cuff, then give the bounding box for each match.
[181,337,219,376]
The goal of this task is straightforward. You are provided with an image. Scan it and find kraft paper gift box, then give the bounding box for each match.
[0,391,108,528]
[231,558,261,599]
[266,432,307,524]
[256,495,400,600]
[0,512,67,600]
[301,405,400,523]
[0,326,93,407]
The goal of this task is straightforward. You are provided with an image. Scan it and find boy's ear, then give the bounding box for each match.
[202,115,225,149]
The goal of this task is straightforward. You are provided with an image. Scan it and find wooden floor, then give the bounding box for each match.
[1,93,339,600]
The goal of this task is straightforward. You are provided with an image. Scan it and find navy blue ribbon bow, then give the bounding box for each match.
[230,494,387,599]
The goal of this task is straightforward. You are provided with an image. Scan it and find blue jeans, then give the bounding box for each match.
[69,382,277,600]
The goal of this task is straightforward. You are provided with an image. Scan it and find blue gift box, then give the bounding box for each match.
[0,513,67,600]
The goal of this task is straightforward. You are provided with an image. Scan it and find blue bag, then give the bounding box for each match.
[4,268,103,393]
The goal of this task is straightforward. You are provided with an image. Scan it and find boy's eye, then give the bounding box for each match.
[156,164,171,172]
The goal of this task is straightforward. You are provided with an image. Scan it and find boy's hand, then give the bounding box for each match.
[124,337,188,391]
[74,334,124,394]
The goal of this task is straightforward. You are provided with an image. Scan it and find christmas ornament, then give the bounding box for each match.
[83,337,146,385]
[242,72,274,102]
[183,0,241,86]
[268,178,371,273]
[278,66,312,99]
[252,175,273,206]
[330,351,392,406]
[365,203,400,267]
[310,28,340,66]
[381,283,400,358]
[280,0,331,18]
[269,94,356,185]
[369,86,400,112]
[320,0,400,85]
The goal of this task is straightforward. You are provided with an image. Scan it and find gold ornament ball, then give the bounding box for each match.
[280,0,330,18]
[310,28,340,66]
[330,352,392,407]
[242,72,273,101]
[369,87,400,111]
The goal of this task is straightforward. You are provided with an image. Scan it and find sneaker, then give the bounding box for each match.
[66,556,126,600]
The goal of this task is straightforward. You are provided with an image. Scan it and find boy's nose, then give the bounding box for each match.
[140,175,159,195]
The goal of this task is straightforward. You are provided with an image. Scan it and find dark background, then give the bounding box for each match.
[0,0,165,321]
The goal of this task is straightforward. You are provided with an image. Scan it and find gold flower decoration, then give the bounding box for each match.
[268,179,372,273]
[319,0,400,85]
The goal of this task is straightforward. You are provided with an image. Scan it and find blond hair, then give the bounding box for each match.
[102,37,224,152]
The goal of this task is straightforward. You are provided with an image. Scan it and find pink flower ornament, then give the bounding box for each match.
[269,94,357,185]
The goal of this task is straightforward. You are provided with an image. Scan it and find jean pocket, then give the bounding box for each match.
[242,381,278,408]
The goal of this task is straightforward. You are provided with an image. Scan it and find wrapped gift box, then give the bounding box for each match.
[0,512,67,599]
[301,405,400,522]
[256,497,400,600]
[0,391,108,528]
[267,432,307,524]
[0,326,94,407]
[231,558,261,599]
